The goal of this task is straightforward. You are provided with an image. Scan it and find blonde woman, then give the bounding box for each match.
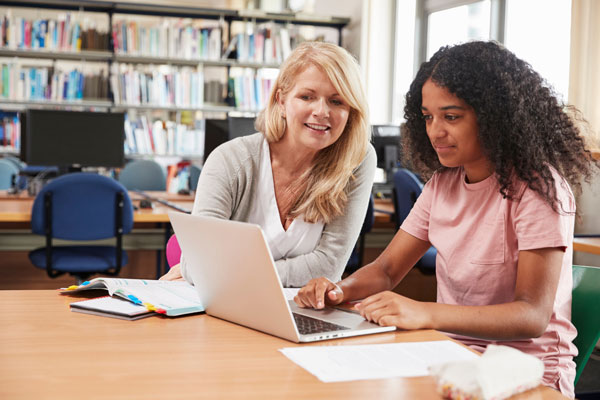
[161,41,375,287]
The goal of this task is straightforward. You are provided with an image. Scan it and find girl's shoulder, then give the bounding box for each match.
[505,165,575,216]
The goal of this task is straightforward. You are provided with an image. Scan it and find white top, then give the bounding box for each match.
[247,138,324,260]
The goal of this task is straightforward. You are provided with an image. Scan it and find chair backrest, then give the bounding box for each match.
[0,158,19,190]
[31,173,134,240]
[360,194,375,236]
[189,165,202,192]
[118,159,167,191]
[166,234,182,268]
[392,168,424,229]
[3,155,25,170]
[572,265,600,385]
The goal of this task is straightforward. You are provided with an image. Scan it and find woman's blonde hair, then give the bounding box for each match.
[255,41,370,224]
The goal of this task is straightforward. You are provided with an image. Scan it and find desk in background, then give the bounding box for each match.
[0,190,195,277]
[0,290,566,400]
[573,237,600,256]
[0,190,194,224]
[0,190,194,249]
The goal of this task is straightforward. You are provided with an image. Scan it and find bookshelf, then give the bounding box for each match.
[0,0,350,161]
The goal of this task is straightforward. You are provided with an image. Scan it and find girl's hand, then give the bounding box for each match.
[294,277,344,309]
[356,291,432,330]
[159,264,185,281]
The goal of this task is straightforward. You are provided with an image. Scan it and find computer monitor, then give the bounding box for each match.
[203,119,229,161]
[371,124,401,172]
[203,116,256,161]
[228,116,256,139]
[20,109,125,171]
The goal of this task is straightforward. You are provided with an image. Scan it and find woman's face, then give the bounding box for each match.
[277,64,350,154]
[421,78,492,183]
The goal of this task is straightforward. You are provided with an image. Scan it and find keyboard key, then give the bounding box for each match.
[293,313,350,335]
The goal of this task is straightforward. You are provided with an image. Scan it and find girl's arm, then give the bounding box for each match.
[357,247,564,340]
[294,229,431,308]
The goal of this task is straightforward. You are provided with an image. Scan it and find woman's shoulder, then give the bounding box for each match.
[209,132,264,166]
[357,143,377,170]
[216,132,263,154]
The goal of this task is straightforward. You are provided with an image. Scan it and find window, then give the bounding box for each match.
[504,0,571,101]
[391,0,572,122]
[426,0,490,59]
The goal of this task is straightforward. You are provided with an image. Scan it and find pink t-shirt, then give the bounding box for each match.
[401,167,577,397]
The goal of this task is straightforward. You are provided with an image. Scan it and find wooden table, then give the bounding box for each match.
[0,291,566,400]
[573,237,600,256]
[0,190,194,224]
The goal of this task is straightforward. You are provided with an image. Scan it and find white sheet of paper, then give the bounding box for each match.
[279,340,478,382]
[283,288,299,301]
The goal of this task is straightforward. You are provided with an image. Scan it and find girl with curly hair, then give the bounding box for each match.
[294,41,598,397]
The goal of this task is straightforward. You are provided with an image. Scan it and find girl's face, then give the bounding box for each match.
[421,78,492,183]
[277,64,350,154]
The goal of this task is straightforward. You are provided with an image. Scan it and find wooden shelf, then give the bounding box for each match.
[0,48,112,61]
[113,54,279,69]
[0,98,112,110]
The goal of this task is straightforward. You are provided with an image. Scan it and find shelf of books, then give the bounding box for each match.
[0,1,349,162]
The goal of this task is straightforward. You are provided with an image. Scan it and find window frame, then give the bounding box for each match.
[414,0,506,68]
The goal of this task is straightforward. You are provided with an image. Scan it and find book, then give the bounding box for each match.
[60,278,204,317]
[70,296,156,321]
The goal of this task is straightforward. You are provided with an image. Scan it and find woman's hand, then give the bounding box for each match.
[159,264,185,281]
[356,291,432,330]
[294,277,344,309]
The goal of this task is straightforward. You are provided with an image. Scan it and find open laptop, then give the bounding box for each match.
[168,212,396,343]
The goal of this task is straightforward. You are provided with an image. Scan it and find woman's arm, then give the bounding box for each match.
[357,247,564,339]
[275,146,376,287]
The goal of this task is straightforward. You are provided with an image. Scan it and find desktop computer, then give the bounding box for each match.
[204,116,256,160]
[371,124,401,199]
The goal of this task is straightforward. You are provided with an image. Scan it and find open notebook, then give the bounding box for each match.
[60,278,204,316]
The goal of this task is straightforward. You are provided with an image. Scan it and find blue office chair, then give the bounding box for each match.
[2,156,31,190]
[0,158,19,190]
[345,194,375,274]
[188,164,202,192]
[2,155,25,170]
[392,168,437,275]
[118,159,167,191]
[29,173,134,282]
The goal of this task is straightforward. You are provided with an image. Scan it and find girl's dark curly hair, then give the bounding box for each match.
[403,40,598,213]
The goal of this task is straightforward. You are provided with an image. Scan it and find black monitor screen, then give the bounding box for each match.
[204,117,256,161]
[228,117,256,139]
[203,119,229,161]
[372,125,401,171]
[21,109,125,168]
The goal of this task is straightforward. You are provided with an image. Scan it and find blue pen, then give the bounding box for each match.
[80,281,90,286]
[127,294,142,305]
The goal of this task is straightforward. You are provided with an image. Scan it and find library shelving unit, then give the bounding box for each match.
[0,0,350,161]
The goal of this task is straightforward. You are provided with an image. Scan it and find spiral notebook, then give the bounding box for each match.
[69,296,155,321]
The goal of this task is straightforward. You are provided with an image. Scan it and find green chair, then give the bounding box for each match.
[572,265,600,386]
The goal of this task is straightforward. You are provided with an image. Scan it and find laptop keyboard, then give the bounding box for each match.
[293,312,350,335]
